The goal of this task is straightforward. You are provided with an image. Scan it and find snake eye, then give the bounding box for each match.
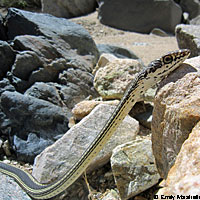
[163,55,173,64]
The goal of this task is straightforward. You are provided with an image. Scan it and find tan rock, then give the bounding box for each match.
[72,99,119,120]
[152,70,200,178]
[94,58,144,100]
[33,104,139,184]
[93,53,118,74]
[111,139,160,200]
[154,121,200,199]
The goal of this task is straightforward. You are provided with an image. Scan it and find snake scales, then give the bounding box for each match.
[0,49,190,199]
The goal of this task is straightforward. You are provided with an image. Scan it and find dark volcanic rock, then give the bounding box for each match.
[97,0,182,34]
[0,41,16,79]
[0,8,100,162]
[5,8,99,62]
[11,50,44,80]
[58,68,98,109]
[0,14,7,41]
[0,91,70,162]
[179,0,200,19]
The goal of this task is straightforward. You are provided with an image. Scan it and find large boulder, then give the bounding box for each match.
[155,121,200,199]
[179,0,200,19]
[97,0,182,33]
[5,8,99,62]
[41,0,97,18]
[32,104,139,199]
[0,8,99,162]
[152,56,200,179]
[0,91,70,162]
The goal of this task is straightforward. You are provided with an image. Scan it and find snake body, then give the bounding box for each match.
[0,49,190,199]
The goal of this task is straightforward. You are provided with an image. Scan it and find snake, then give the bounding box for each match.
[0,49,190,199]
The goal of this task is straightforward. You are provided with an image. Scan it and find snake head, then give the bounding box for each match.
[161,49,191,65]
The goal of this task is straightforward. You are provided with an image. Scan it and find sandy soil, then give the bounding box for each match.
[71,11,179,65]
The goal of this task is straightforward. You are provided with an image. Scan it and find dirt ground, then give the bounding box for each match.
[71,11,179,65]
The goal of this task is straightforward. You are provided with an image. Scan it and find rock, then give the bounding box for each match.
[72,100,119,120]
[0,14,7,41]
[179,0,200,19]
[92,53,118,75]
[0,172,32,200]
[134,106,153,129]
[0,138,3,154]
[97,0,182,33]
[97,44,139,59]
[11,50,44,80]
[0,79,15,135]
[190,15,200,25]
[32,104,139,196]
[182,12,190,24]
[10,35,98,101]
[154,121,200,199]
[2,140,12,157]
[102,189,121,200]
[0,78,15,95]
[150,28,169,37]
[111,139,160,200]
[0,41,16,79]
[94,58,144,99]
[5,8,99,63]
[6,71,29,93]
[41,0,97,18]
[58,68,98,109]
[175,24,200,57]
[25,82,67,107]
[143,87,157,102]
[0,91,70,162]
[152,62,200,179]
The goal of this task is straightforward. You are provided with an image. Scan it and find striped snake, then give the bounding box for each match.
[0,49,190,199]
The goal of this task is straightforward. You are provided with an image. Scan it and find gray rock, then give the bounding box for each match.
[58,68,98,109]
[9,34,97,101]
[42,0,97,18]
[97,0,182,33]
[25,82,66,107]
[6,71,30,93]
[5,8,99,63]
[0,78,15,95]
[97,44,139,59]
[11,50,44,80]
[0,79,15,135]
[0,14,7,40]
[0,172,32,200]
[0,41,15,79]
[179,0,200,19]
[190,15,200,25]
[32,104,139,198]
[111,139,160,199]
[0,91,70,162]
[176,24,200,57]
